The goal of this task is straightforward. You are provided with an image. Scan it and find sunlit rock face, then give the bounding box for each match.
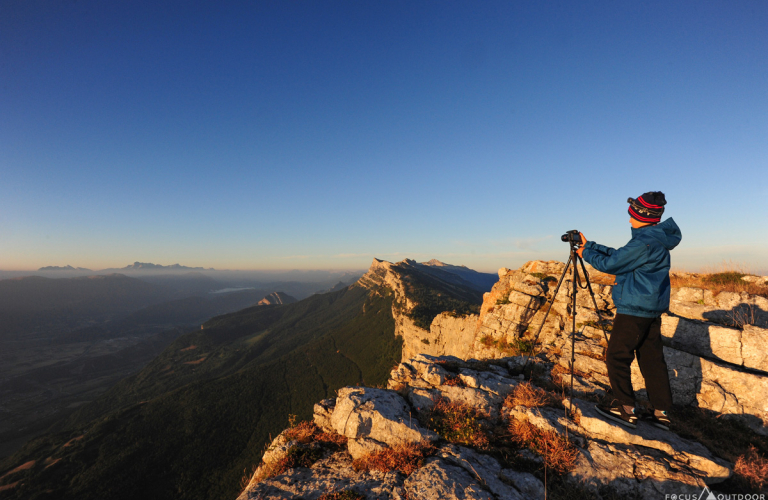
[239,260,768,499]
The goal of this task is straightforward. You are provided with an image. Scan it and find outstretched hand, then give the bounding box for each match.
[576,232,587,258]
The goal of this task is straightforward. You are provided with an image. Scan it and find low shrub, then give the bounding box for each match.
[508,419,579,474]
[442,375,464,387]
[421,397,489,448]
[318,491,365,500]
[256,445,324,481]
[479,334,535,355]
[705,272,746,286]
[352,441,436,476]
[734,445,768,491]
[504,382,554,408]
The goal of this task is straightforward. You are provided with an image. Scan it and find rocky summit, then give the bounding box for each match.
[239,259,768,499]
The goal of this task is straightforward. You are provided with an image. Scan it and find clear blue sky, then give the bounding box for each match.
[1,1,766,273]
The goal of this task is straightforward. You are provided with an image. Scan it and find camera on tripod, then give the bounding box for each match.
[561,229,581,244]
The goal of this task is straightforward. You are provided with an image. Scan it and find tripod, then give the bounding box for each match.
[520,231,611,422]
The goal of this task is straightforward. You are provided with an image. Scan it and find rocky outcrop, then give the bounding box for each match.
[239,259,768,499]
[328,387,438,459]
[239,355,745,500]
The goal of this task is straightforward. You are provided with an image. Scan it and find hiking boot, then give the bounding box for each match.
[642,409,671,431]
[595,401,637,429]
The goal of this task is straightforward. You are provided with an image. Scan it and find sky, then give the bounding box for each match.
[1,1,766,273]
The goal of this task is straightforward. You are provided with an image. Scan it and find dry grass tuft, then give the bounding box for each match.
[420,397,490,448]
[317,490,365,500]
[255,445,324,481]
[504,382,553,408]
[509,419,579,474]
[442,375,464,387]
[353,441,436,476]
[734,445,768,491]
[241,420,348,489]
[670,265,768,298]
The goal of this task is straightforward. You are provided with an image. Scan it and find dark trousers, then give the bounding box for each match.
[606,313,673,411]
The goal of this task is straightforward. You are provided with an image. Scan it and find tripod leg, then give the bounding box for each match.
[569,246,578,425]
[576,255,611,345]
[520,254,573,376]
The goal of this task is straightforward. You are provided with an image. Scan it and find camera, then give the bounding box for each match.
[561,229,581,244]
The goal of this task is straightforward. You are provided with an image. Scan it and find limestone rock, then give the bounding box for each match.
[330,387,437,459]
[404,458,494,500]
[437,445,528,499]
[569,441,705,499]
[506,398,731,485]
[742,325,768,371]
[313,398,336,432]
[630,347,768,434]
[238,452,406,500]
[499,469,544,499]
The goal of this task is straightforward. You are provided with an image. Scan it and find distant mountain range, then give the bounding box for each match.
[38,265,92,271]
[0,257,486,500]
[109,262,216,271]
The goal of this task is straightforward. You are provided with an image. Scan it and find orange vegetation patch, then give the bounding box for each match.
[735,445,768,491]
[180,345,198,352]
[0,481,20,492]
[352,441,436,476]
[43,457,61,469]
[509,419,579,474]
[0,460,35,481]
[243,420,348,487]
[63,435,84,448]
[317,491,365,500]
[504,382,554,409]
[184,357,207,365]
[442,375,464,387]
[282,421,348,447]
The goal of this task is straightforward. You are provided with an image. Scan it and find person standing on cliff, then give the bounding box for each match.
[576,192,682,430]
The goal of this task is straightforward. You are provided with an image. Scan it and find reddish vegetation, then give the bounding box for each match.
[317,491,365,500]
[352,441,436,476]
[504,382,554,409]
[734,446,768,490]
[282,421,348,447]
[180,345,198,352]
[509,419,579,474]
[43,458,62,470]
[442,375,464,387]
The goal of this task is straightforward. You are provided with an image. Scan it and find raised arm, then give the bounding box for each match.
[582,238,649,275]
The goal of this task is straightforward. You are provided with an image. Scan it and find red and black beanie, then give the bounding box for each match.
[628,191,666,223]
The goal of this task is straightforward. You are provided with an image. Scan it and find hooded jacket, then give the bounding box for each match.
[582,218,682,318]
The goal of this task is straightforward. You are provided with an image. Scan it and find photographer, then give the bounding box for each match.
[576,192,681,430]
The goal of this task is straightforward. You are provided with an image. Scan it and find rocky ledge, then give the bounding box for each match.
[238,355,737,499]
[238,260,768,499]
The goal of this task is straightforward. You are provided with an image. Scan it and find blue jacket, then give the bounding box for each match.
[582,218,682,318]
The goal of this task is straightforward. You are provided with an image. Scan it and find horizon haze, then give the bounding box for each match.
[1,1,767,274]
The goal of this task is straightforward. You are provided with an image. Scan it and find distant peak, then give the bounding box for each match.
[38,265,92,271]
[121,262,215,271]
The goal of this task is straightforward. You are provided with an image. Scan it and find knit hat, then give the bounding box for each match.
[628,192,666,223]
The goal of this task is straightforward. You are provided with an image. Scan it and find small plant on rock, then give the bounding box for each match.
[352,441,436,476]
[421,397,490,448]
[508,418,579,474]
[734,445,768,491]
[318,490,365,500]
[442,374,464,387]
[504,382,554,408]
